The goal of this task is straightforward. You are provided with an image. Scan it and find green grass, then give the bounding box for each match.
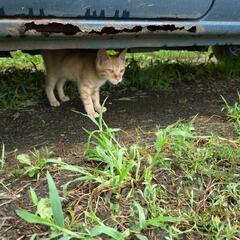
[222,92,240,122]
[0,50,43,70]
[15,114,240,239]
[222,92,240,135]
[123,52,240,91]
[1,50,240,110]
[0,67,44,109]
[15,147,64,180]
[1,50,240,239]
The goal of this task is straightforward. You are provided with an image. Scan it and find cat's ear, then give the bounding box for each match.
[97,49,110,65]
[118,49,127,61]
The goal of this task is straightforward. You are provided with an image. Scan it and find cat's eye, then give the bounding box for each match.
[120,69,124,73]
[106,69,114,73]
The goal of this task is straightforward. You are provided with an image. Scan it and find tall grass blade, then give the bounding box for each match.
[16,210,86,238]
[47,172,64,228]
[135,202,146,229]
[90,225,130,239]
[0,143,5,169]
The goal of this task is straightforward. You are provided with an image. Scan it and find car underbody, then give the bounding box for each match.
[0,0,239,56]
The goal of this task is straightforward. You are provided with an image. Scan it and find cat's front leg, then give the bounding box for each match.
[45,75,60,107]
[79,85,99,118]
[92,88,107,113]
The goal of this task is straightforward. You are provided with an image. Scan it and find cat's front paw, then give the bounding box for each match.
[88,111,99,118]
[96,106,107,113]
[50,100,60,107]
[60,96,70,102]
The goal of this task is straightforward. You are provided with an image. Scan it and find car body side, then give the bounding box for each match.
[0,0,239,51]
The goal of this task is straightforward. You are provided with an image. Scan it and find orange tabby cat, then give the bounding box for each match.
[42,49,126,118]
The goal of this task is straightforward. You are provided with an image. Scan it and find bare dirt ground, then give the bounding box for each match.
[1,77,238,152]
[0,76,239,239]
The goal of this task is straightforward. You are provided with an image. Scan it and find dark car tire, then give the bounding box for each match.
[213,46,240,61]
[0,51,10,57]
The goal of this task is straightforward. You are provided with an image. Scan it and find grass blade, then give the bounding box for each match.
[16,210,57,226]
[145,215,181,227]
[16,210,86,238]
[90,225,129,240]
[47,172,64,228]
[29,187,38,206]
[0,143,5,169]
[17,153,31,165]
[136,234,149,240]
[135,202,146,229]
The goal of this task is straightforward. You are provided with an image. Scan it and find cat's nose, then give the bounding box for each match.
[116,75,121,81]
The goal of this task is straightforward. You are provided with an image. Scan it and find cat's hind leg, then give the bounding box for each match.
[57,79,70,103]
[45,75,60,107]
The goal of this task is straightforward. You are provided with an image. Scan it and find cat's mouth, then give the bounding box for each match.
[109,79,122,85]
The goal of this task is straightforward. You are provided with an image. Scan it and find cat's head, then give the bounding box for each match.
[96,49,127,85]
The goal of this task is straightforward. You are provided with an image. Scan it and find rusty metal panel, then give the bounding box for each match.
[1,29,240,52]
[0,0,240,51]
[0,18,240,51]
[0,0,213,20]
[0,19,200,38]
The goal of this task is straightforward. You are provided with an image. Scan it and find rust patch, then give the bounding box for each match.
[24,22,143,35]
[92,26,143,34]
[24,22,81,35]
[147,25,196,33]
[187,26,197,33]
[147,25,184,32]
[22,20,197,36]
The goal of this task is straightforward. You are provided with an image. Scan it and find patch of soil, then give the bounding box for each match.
[0,77,239,239]
[1,78,238,152]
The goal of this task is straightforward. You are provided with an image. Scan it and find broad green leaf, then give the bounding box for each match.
[17,154,31,165]
[46,233,68,240]
[36,198,53,221]
[155,133,168,152]
[136,234,149,240]
[59,236,72,240]
[146,215,181,227]
[60,164,94,178]
[16,210,85,238]
[129,145,137,160]
[169,129,193,138]
[16,210,56,226]
[135,202,146,229]
[25,166,38,177]
[47,172,64,228]
[29,187,38,206]
[46,158,63,164]
[29,234,38,240]
[90,225,130,240]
